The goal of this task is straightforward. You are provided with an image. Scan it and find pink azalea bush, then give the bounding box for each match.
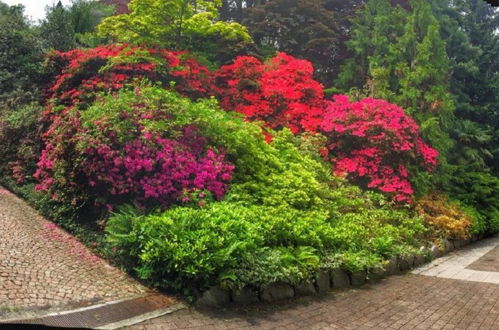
[34,91,234,210]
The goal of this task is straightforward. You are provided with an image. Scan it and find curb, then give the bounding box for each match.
[0,293,180,328]
[196,236,479,307]
[0,296,143,324]
[96,303,186,329]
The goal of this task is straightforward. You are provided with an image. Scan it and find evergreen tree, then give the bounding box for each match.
[395,0,454,153]
[40,1,76,51]
[445,0,499,174]
[428,0,499,226]
[0,2,43,103]
[336,0,454,156]
[336,0,406,96]
[68,0,115,47]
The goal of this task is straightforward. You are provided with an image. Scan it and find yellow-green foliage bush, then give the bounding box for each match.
[416,194,473,240]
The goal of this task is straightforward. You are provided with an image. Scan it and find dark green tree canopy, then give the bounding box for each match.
[242,0,364,84]
[0,1,43,103]
[40,0,114,50]
[431,0,499,173]
[40,1,76,51]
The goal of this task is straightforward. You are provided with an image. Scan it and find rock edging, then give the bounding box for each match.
[196,235,481,307]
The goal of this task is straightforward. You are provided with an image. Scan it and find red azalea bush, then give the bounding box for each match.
[321,95,438,203]
[214,52,325,133]
[45,44,214,109]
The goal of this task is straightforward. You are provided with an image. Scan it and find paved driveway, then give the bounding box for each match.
[0,186,148,320]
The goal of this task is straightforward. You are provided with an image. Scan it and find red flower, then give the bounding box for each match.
[214,52,325,133]
[321,96,438,203]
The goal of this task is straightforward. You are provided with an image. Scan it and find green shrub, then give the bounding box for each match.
[447,167,499,234]
[107,197,425,294]
[0,101,44,182]
[107,203,265,293]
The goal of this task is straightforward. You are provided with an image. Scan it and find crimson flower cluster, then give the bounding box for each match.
[46,45,214,109]
[321,95,438,203]
[214,53,325,134]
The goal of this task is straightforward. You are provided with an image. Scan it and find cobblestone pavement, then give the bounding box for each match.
[0,186,149,319]
[133,237,499,330]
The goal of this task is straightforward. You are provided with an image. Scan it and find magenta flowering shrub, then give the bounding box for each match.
[36,133,233,208]
[34,92,234,210]
[30,45,231,212]
[79,136,233,205]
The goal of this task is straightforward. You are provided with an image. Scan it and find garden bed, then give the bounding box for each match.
[0,45,493,305]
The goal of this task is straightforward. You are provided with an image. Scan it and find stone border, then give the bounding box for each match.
[196,236,481,307]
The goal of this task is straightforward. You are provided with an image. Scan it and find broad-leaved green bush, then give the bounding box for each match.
[447,168,499,234]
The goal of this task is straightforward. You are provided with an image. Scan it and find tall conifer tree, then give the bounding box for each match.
[336,0,454,156]
[40,1,76,51]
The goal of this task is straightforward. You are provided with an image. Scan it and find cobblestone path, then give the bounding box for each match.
[0,186,149,320]
[133,236,499,330]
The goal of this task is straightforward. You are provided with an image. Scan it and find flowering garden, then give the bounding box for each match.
[1,0,498,299]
